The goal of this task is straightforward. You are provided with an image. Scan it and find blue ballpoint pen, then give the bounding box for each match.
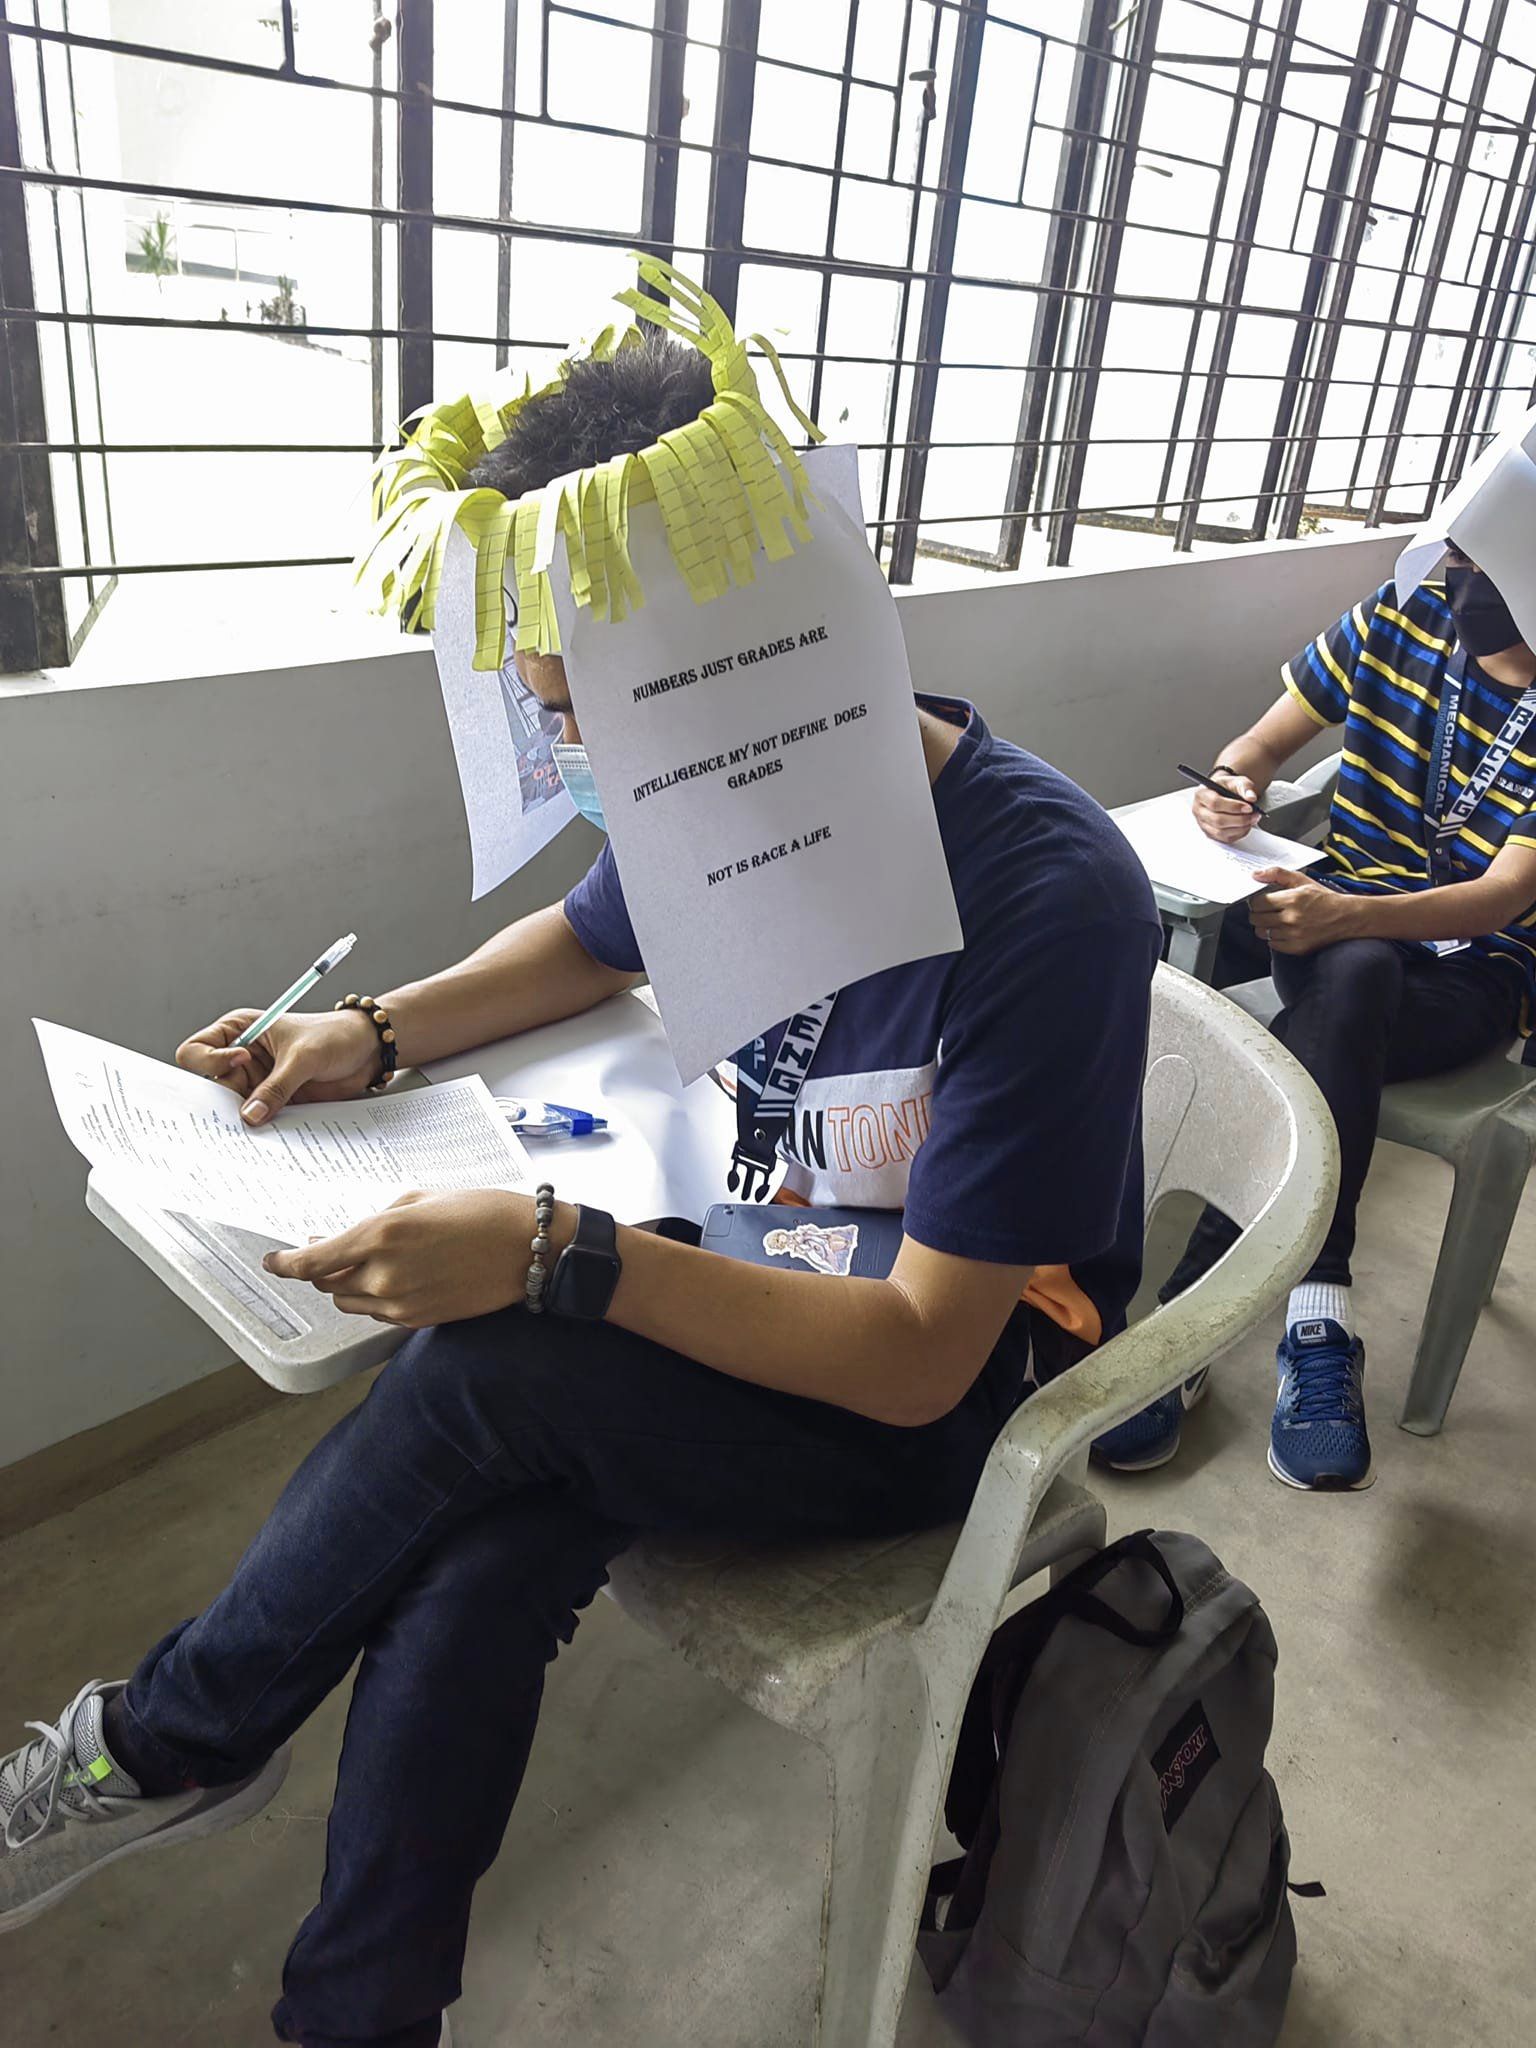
[234,933,359,1048]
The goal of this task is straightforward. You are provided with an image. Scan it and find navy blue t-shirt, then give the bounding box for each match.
[565,696,1161,1347]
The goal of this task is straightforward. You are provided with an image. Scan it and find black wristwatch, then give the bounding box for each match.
[545,1205,622,1321]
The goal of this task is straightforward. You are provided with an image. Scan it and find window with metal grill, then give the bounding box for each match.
[2,0,1533,670]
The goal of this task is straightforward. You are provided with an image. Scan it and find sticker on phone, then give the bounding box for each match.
[763,1220,859,1277]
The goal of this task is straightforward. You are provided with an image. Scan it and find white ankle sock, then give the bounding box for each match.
[1287,1282,1352,1336]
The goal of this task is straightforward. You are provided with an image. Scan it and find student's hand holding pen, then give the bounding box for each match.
[1190,766,1263,844]
[177,1008,384,1126]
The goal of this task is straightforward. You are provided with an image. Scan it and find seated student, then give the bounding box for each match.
[1,332,1161,2048]
[1096,549,1536,1492]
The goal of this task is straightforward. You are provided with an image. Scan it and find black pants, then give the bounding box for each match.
[111,1265,1032,2048]
[1165,912,1522,1294]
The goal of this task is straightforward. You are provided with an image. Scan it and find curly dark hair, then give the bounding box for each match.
[469,331,715,500]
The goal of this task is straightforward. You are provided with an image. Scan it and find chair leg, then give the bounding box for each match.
[1399,1121,1533,1437]
[812,1642,964,2048]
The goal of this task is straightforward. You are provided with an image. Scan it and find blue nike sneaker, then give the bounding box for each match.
[1269,1318,1373,1491]
[1092,1369,1209,1472]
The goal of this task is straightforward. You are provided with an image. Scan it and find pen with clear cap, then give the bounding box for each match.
[234,933,358,1048]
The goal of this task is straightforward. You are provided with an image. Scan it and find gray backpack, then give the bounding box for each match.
[920,1530,1311,2045]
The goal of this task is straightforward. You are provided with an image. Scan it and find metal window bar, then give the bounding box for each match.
[1273,0,1483,536]
[0,0,65,665]
[397,0,433,423]
[702,0,759,325]
[1363,3,1508,523]
[887,0,990,585]
[638,0,688,275]
[999,0,1117,572]
[1169,0,1305,553]
[1042,0,1165,568]
[2,0,1536,662]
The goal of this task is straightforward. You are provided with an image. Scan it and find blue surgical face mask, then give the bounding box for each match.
[552,741,607,832]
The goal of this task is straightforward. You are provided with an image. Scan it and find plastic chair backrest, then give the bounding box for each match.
[1142,962,1307,1228]
[1295,749,1343,801]
[1258,749,1342,847]
[925,961,1335,1653]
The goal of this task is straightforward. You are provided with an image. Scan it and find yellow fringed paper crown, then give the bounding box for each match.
[353,256,826,670]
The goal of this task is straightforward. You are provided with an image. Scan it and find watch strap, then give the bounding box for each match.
[546,1204,621,1320]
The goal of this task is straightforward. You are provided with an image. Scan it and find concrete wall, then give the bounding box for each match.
[899,528,1401,806]
[0,527,1400,1468]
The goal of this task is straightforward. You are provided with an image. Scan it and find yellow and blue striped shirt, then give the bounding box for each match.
[1284,581,1536,1023]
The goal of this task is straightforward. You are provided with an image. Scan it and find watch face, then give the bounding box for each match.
[551,1235,620,1319]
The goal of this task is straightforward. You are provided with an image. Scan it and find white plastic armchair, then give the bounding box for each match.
[603,963,1339,2047]
[1261,748,1342,846]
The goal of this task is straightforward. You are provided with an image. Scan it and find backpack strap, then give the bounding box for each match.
[920,1855,968,1935]
[943,1531,1181,1845]
[1057,1529,1185,1647]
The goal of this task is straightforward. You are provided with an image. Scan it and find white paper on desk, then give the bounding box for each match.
[1115,791,1328,905]
[36,1019,533,1244]
[1395,402,1536,649]
[432,525,577,900]
[422,994,739,1224]
[549,445,961,1082]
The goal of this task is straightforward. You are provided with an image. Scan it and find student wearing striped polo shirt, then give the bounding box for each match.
[1097,553,1536,1492]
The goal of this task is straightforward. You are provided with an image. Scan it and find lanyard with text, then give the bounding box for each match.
[729,993,838,1201]
[1426,647,1536,884]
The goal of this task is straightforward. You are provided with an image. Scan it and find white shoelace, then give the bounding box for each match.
[1,1680,117,1850]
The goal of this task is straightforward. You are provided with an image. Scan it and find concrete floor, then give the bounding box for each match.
[4,1137,1535,2048]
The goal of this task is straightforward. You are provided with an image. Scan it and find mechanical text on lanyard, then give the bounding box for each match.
[1427,647,1536,881]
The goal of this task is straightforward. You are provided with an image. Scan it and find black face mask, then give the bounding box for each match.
[1445,564,1524,660]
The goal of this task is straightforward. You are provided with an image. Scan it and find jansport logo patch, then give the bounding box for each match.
[1152,1701,1221,1832]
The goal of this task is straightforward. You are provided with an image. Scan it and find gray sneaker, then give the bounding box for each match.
[1,1679,289,1933]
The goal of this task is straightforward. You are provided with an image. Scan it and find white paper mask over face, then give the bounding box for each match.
[1394,403,1536,649]
[362,257,960,1078]
[549,443,963,1083]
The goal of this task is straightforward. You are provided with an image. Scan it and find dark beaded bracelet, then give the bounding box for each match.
[526,1182,556,1314]
[334,993,398,1093]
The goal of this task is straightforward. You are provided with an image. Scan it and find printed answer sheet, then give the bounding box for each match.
[1115,791,1327,905]
[36,1020,532,1244]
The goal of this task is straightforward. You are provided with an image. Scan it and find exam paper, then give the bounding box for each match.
[37,1020,532,1245]
[433,525,578,900]
[550,444,962,1082]
[1115,791,1327,905]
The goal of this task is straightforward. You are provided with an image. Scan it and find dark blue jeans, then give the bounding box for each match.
[110,1297,1031,2048]
[1164,912,1522,1293]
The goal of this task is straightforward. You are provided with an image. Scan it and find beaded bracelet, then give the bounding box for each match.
[334,993,398,1092]
[526,1182,556,1314]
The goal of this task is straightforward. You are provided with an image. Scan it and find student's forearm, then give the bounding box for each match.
[1338,877,1532,945]
[381,905,636,1066]
[601,1221,1026,1428]
[1212,731,1287,791]
[1212,693,1323,794]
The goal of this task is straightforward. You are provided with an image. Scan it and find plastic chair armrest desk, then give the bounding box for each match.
[1113,757,1341,984]
[83,991,736,1396]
